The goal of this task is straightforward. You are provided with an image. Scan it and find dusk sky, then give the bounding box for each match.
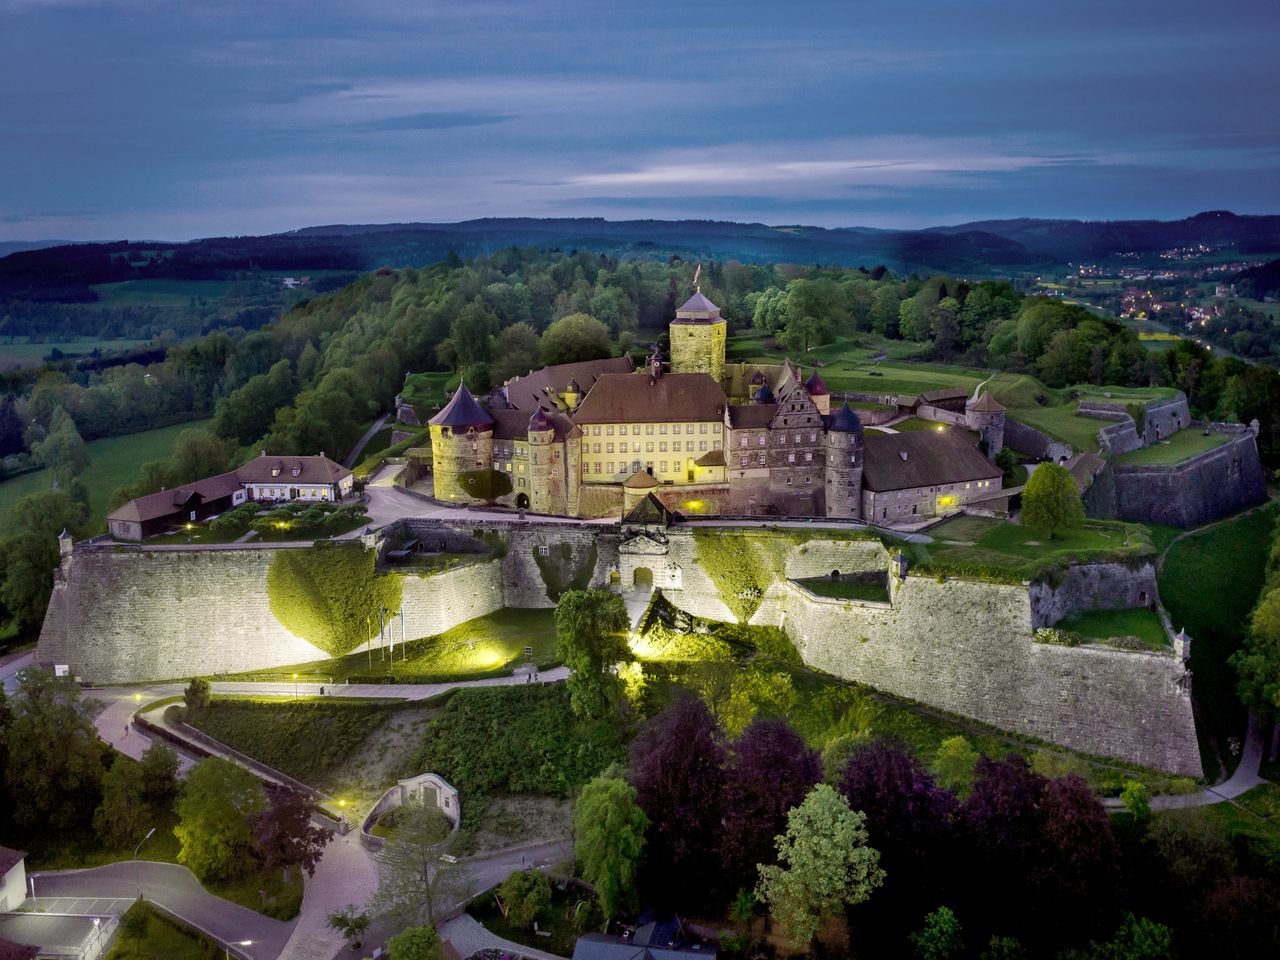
[3,0,1278,241]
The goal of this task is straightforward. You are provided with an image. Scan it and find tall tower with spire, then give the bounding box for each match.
[669,273,727,384]
[428,382,495,503]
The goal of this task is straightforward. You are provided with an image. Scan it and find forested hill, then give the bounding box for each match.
[6,211,1280,306]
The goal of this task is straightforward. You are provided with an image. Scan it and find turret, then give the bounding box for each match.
[649,347,664,381]
[804,369,830,415]
[824,403,864,519]
[428,382,495,503]
[669,290,727,384]
[564,378,582,410]
[527,407,559,514]
[965,390,1006,458]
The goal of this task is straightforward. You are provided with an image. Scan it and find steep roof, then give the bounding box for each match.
[429,383,494,430]
[623,470,661,489]
[236,454,352,486]
[0,847,24,876]
[490,408,530,442]
[967,390,1006,413]
[728,403,777,429]
[502,357,634,412]
[862,428,1001,492]
[622,492,673,526]
[804,369,829,396]
[673,291,721,320]
[572,373,726,424]
[828,402,865,434]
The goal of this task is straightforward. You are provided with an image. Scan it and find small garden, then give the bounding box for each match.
[1054,607,1169,648]
[1113,427,1231,466]
[106,901,219,960]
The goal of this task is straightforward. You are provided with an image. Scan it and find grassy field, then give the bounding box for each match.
[1159,503,1278,779]
[91,279,237,307]
[795,576,890,602]
[1056,608,1169,648]
[106,901,220,960]
[0,419,213,530]
[0,338,156,369]
[180,697,405,791]
[225,608,559,684]
[1113,428,1230,465]
[917,517,1154,581]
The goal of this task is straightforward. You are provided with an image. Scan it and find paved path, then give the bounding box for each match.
[0,649,32,695]
[277,831,379,960]
[30,862,295,960]
[344,413,390,469]
[439,914,569,960]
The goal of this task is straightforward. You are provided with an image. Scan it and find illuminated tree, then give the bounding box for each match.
[175,758,267,882]
[911,906,964,960]
[388,925,443,960]
[554,589,631,719]
[540,313,612,366]
[497,869,551,931]
[574,768,647,922]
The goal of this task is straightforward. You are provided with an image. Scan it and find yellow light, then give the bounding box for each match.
[292,673,299,679]
[133,693,141,702]
[936,425,945,431]
[338,799,346,808]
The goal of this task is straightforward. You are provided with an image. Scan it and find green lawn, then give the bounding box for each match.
[470,880,583,958]
[917,519,1154,581]
[1005,403,1106,452]
[1159,503,1278,780]
[1056,608,1169,648]
[0,419,213,531]
[106,901,219,960]
[225,609,559,684]
[400,371,455,411]
[91,279,236,308]
[0,338,156,367]
[1113,428,1230,466]
[795,576,890,603]
[885,417,951,433]
[179,698,404,792]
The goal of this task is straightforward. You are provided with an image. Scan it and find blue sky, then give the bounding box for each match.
[2,0,1277,240]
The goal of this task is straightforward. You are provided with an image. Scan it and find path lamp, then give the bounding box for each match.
[186,522,193,544]
[227,939,253,959]
[292,673,299,699]
[133,826,156,899]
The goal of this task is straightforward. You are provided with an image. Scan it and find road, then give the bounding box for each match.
[29,861,295,960]
[343,413,390,469]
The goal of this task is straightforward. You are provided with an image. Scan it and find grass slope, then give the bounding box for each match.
[106,902,219,960]
[1056,608,1169,648]
[1159,503,1278,779]
[1113,428,1230,465]
[0,419,213,529]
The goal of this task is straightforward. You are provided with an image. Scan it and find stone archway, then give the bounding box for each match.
[633,567,654,589]
[516,493,530,509]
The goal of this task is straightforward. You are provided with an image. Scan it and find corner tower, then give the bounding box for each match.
[965,390,1005,457]
[825,403,865,519]
[670,290,726,385]
[428,382,495,503]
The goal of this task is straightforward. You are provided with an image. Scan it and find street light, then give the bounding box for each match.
[134,826,156,899]
[227,939,253,959]
[292,673,299,699]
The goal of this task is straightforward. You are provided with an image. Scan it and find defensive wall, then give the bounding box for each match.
[1003,419,1074,462]
[37,521,1200,773]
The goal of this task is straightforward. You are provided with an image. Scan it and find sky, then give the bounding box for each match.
[2,0,1278,241]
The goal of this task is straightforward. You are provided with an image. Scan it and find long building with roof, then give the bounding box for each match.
[425,288,1009,524]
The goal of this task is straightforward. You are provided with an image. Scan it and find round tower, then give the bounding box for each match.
[428,383,495,503]
[965,390,1006,458]
[669,290,727,384]
[527,406,558,514]
[804,369,830,416]
[824,403,865,519]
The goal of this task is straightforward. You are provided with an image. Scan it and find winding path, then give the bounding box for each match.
[343,413,390,469]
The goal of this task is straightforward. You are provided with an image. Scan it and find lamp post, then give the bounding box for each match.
[133,826,156,899]
[292,673,299,699]
[186,522,193,544]
[227,939,253,959]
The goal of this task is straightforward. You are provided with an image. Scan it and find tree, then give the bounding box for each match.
[1119,780,1151,823]
[554,590,631,719]
[628,697,724,911]
[374,801,469,927]
[326,904,371,951]
[722,719,821,896]
[1084,913,1174,960]
[174,758,267,882]
[574,769,647,922]
[388,925,443,960]
[755,783,885,946]
[491,322,542,385]
[254,789,333,880]
[911,906,964,960]
[1020,462,1084,539]
[497,869,552,931]
[1231,585,1280,716]
[4,668,105,829]
[93,759,148,848]
[980,936,1026,960]
[1034,775,1118,939]
[183,677,211,712]
[138,741,180,810]
[932,736,979,795]
[0,490,89,632]
[540,313,613,366]
[33,407,87,485]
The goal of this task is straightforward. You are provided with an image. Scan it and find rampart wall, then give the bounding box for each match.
[1004,420,1073,462]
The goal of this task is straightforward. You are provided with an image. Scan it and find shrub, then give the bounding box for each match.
[498,869,551,930]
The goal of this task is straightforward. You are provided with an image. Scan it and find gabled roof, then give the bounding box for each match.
[863,428,1001,492]
[967,390,1006,413]
[0,847,24,876]
[502,357,634,412]
[623,492,672,526]
[673,291,721,320]
[573,373,726,424]
[804,369,829,396]
[694,449,725,467]
[106,470,243,524]
[428,382,494,430]
[920,387,971,404]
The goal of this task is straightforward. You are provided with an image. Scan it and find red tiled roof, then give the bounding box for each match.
[863,428,1001,492]
[572,373,726,424]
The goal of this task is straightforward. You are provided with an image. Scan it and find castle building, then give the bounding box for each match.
[426,290,1007,525]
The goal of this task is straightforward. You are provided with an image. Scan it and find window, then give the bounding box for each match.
[660,442,668,452]
[594,462,601,473]
[632,460,640,473]
[699,423,707,434]
[646,425,654,435]
[788,453,796,463]
[672,441,681,452]
[699,441,707,451]
[519,478,526,488]
[758,452,766,465]
[714,440,721,450]
[593,443,600,454]
[686,425,695,434]
[810,432,817,442]
[805,476,812,484]
[713,424,721,434]
[646,442,654,452]
[660,425,668,435]
[607,426,614,436]
[758,436,766,446]
[593,426,601,437]
[786,477,793,485]
[607,462,615,473]
[271,466,280,477]
[805,452,812,462]
[606,442,614,454]
[660,461,668,473]
[633,426,641,436]
[291,467,301,477]
[739,436,748,448]
[794,432,802,443]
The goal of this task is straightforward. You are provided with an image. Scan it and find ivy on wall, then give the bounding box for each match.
[267,543,403,656]
[533,541,598,601]
[455,469,513,502]
[692,529,790,622]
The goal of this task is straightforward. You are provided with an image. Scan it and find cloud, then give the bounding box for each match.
[350,111,515,132]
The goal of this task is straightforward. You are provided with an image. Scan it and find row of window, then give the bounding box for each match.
[738,431,820,446]
[588,423,720,437]
[591,440,719,455]
[584,461,693,477]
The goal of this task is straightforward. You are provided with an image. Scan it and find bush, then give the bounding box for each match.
[184,677,211,711]
[498,869,551,930]
[208,502,262,536]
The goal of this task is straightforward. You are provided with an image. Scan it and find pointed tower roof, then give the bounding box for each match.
[623,469,661,489]
[674,291,721,321]
[749,368,766,386]
[566,377,582,394]
[967,390,1005,413]
[528,406,554,432]
[754,383,775,404]
[428,382,494,430]
[828,402,864,434]
[804,369,829,396]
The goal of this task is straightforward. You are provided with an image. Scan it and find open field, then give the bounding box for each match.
[0,418,213,529]
[1159,502,1278,779]
[1113,428,1230,465]
[90,278,237,307]
[1056,607,1169,648]
[0,337,155,369]
[917,517,1154,581]
[226,608,559,684]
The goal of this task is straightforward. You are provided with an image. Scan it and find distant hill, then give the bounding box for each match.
[0,239,76,258]
[4,212,1280,305]
[1236,257,1280,300]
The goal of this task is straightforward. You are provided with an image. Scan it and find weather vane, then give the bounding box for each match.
[693,263,702,292]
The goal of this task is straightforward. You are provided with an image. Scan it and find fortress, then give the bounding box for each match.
[418,289,1011,523]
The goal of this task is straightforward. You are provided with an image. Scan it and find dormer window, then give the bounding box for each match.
[271,466,281,477]
[291,467,301,477]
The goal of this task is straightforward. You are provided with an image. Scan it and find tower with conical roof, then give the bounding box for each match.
[824,402,865,518]
[965,390,1006,457]
[526,406,560,514]
[428,382,495,503]
[669,285,727,384]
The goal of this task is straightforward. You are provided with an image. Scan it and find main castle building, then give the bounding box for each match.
[425,290,1007,524]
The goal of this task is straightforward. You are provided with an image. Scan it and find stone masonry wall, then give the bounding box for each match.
[779,575,1201,774]
[1029,561,1160,628]
[1004,420,1074,462]
[398,559,506,636]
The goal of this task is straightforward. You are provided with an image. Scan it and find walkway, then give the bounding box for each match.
[344,413,389,469]
[439,914,568,960]
[0,648,32,696]
[276,831,378,960]
[29,862,295,960]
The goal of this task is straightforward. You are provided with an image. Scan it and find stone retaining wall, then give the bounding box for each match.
[1004,419,1073,462]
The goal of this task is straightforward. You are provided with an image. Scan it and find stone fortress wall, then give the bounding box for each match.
[37,521,1200,773]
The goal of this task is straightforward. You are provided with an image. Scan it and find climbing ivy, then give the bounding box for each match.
[267,543,403,656]
[692,529,792,623]
[533,542,599,601]
[455,469,513,502]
